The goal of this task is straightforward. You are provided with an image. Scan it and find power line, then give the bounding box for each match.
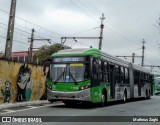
[105,23,159,56]
[105,26,140,47]
[82,0,103,15]
[0,1,158,54]
[0,24,59,52]
[0,21,56,42]
[0,36,6,39]
[0,1,159,61]
[104,20,160,55]
[67,0,99,24]
[14,39,30,45]
[0,8,62,37]
[70,26,99,36]
[1,35,30,46]
[77,0,100,17]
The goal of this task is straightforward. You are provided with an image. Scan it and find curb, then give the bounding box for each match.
[0,100,51,110]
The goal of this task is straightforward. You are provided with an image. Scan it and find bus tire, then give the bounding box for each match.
[63,101,71,106]
[123,90,127,103]
[63,101,77,107]
[48,99,55,103]
[148,90,151,99]
[145,89,148,99]
[101,90,107,107]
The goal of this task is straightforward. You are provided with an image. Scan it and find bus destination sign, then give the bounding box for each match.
[53,57,85,62]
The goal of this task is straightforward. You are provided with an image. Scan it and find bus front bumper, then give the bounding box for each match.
[47,88,90,101]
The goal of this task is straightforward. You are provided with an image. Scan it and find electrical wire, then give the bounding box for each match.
[67,0,99,24]
[70,26,99,36]
[0,8,62,37]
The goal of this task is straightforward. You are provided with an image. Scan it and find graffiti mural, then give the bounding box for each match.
[1,81,11,103]
[0,59,47,104]
[16,64,33,102]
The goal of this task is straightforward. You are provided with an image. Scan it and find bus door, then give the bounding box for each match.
[138,71,141,96]
[110,65,115,99]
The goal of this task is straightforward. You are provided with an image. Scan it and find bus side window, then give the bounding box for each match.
[98,60,103,82]
[120,67,125,84]
[125,68,129,84]
[104,62,109,83]
[140,72,144,86]
[92,58,103,84]
[134,70,138,85]
[92,59,99,83]
[115,65,120,84]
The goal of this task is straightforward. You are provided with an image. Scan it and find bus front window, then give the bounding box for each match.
[50,63,88,83]
[51,64,66,82]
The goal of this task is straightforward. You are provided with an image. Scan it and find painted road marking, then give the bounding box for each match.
[26,105,37,108]
[3,109,15,113]
[0,103,63,115]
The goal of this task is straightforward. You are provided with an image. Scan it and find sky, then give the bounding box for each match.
[0,0,160,74]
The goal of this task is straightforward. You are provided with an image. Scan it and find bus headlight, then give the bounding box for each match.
[47,85,52,90]
[80,84,90,91]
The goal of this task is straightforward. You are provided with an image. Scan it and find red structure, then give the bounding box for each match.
[11,51,36,62]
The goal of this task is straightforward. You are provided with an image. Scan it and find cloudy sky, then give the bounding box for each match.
[0,0,160,73]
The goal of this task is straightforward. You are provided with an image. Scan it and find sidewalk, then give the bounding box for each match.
[0,100,50,110]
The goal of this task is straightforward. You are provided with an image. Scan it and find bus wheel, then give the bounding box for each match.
[63,101,77,107]
[123,92,127,103]
[145,90,148,99]
[63,101,71,106]
[148,90,151,99]
[101,91,107,107]
[48,99,55,103]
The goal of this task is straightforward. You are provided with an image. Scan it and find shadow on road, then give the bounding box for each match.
[49,97,150,109]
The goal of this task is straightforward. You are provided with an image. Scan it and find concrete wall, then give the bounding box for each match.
[0,60,47,103]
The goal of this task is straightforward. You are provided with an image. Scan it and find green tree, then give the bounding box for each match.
[33,43,70,64]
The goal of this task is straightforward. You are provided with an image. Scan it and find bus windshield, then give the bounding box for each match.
[50,63,88,83]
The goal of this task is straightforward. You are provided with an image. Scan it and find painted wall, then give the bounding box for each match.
[0,60,47,103]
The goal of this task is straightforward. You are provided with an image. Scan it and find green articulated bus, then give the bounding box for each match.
[154,77,160,95]
[46,48,154,106]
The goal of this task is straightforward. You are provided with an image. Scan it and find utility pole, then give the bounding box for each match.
[99,13,105,50]
[117,40,146,66]
[60,14,105,50]
[141,39,146,66]
[28,29,35,63]
[4,0,17,59]
[132,53,135,63]
[28,29,50,63]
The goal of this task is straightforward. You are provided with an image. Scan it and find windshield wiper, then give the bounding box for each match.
[54,69,66,84]
[69,71,77,84]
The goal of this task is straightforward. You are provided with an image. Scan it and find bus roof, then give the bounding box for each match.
[52,48,151,74]
[52,48,100,57]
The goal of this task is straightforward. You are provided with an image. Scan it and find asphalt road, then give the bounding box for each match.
[0,96,160,125]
